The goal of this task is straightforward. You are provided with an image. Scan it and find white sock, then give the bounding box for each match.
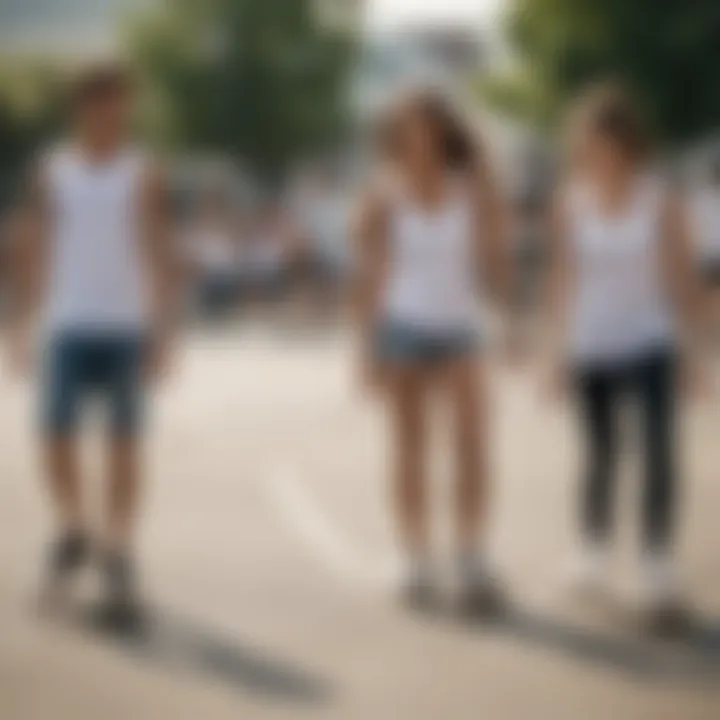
[641,550,679,604]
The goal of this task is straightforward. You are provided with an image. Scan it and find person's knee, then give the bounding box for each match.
[110,399,143,437]
[447,361,482,424]
[44,388,80,437]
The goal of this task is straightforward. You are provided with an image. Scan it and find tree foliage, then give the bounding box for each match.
[0,61,65,206]
[485,0,720,144]
[128,0,356,181]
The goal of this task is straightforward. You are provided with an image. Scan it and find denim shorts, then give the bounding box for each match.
[43,332,146,436]
[375,320,480,366]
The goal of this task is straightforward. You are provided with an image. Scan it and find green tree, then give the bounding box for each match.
[128,0,356,182]
[0,60,65,206]
[484,0,720,144]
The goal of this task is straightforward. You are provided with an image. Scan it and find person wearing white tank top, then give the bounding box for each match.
[546,84,705,633]
[356,91,514,616]
[7,65,175,628]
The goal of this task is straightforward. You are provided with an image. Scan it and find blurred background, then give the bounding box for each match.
[0,2,719,719]
[0,0,719,325]
[1,0,719,317]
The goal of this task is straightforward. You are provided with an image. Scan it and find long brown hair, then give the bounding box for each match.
[566,82,652,169]
[377,89,487,176]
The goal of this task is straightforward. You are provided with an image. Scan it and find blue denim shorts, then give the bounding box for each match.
[375,321,480,366]
[43,332,146,436]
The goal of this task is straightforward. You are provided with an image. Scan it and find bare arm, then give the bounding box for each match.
[140,162,177,375]
[660,192,707,362]
[353,186,388,377]
[544,192,575,368]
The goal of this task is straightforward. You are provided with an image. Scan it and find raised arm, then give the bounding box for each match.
[660,190,709,388]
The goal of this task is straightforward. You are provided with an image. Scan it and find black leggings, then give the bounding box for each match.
[575,350,678,552]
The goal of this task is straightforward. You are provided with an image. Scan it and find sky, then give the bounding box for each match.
[365,0,504,31]
[0,0,506,53]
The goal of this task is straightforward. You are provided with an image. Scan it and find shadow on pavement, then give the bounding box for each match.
[464,609,720,684]
[685,621,720,659]
[75,608,332,705]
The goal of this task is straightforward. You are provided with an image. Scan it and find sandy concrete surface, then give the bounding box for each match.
[1,326,718,719]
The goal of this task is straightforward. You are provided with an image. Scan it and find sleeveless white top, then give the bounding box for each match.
[381,181,481,333]
[565,175,675,365]
[43,145,150,334]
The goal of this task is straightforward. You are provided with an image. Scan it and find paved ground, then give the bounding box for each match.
[1,326,719,719]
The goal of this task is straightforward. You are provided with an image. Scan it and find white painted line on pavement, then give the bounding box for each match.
[260,468,400,593]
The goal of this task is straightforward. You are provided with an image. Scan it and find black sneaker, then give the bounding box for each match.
[458,570,508,621]
[398,560,439,615]
[37,531,90,612]
[643,600,692,639]
[96,552,144,634]
[49,531,89,578]
[401,574,438,614]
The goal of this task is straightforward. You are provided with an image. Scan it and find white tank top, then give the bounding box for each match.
[382,181,481,333]
[566,175,675,365]
[44,145,150,334]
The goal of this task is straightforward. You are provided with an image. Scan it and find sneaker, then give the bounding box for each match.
[398,557,437,613]
[96,551,144,633]
[457,557,507,620]
[563,542,611,602]
[49,531,89,578]
[38,531,90,609]
[638,552,691,637]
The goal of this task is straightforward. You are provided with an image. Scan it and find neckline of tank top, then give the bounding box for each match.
[577,172,658,225]
[391,172,469,218]
[58,142,139,173]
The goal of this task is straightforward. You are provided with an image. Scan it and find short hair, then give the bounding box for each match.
[71,62,133,109]
[568,82,652,164]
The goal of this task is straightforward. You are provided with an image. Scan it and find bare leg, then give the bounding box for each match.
[387,366,430,557]
[106,435,142,551]
[445,356,503,615]
[96,434,145,623]
[40,436,90,602]
[44,436,84,532]
[445,356,488,554]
